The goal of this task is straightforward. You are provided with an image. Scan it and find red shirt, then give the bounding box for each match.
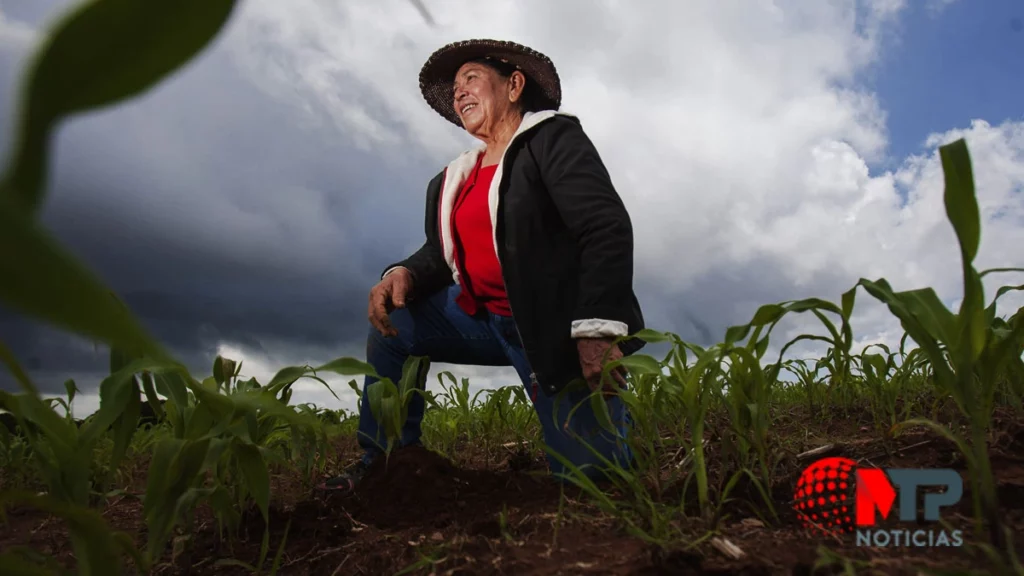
[450,157,512,316]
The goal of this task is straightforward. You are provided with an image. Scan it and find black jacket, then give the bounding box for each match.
[384,111,645,397]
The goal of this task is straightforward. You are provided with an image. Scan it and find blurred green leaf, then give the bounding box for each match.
[63,379,77,406]
[143,436,211,563]
[233,440,270,522]
[2,0,238,215]
[0,211,174,364]
[0,491,136,576]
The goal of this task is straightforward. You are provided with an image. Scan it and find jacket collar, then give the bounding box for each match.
[438,110,576,279]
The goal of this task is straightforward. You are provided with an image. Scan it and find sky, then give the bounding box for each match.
[0,0,1022,418]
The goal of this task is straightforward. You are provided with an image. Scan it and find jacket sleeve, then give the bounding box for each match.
[533,117,635,339]
[380,172,453,299]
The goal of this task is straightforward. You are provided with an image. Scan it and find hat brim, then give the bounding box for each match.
[419,39,561,128]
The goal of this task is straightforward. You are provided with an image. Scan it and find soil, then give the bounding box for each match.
[2,406,1023,575]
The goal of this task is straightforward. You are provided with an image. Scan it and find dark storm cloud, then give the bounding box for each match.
[0,4,447,393]
[0,0,851,399]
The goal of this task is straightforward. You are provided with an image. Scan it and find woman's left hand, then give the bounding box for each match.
[576,337,628,396]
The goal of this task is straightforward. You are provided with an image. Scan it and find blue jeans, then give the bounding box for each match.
[356,284,632,481]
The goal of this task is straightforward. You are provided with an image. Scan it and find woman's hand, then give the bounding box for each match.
[576,337,628,396]
[368,268,414,337]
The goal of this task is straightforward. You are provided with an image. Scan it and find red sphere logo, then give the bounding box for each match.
[793,456,857,536]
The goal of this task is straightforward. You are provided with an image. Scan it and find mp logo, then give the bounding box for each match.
[792,456,964,547]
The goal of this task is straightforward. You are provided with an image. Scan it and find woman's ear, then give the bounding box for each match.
[509,70,526,103]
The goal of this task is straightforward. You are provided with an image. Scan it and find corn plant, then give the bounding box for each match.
[711,290,855,521]
[563,331,722,523]
[780,358,827,416]
[362,356,438,457]
[850,138,1024,560]
[0,419,35,490]
[0,344,153,573]
[0,0,242,565]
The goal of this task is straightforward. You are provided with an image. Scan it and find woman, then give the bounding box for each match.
[321,39,645,491]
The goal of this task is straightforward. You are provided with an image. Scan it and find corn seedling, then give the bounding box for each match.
[850,138,1024,560]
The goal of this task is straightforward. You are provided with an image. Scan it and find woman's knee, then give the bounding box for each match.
[365,310,416,358]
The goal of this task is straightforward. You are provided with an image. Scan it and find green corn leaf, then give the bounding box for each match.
[110,379,142,476]
[316,357,381,378]
[724,298,845,350]
[266,366,309,391]
[184,403,215,440]
[144,436,211,562]
[286,372,342,403]
[605,354,662,379]
[398,356,429,397]
[977,312,1024,388]
[940,139,980,265]
[213,355,237,389]
[940,139,987,366]
[81,358,178,445]
[200,437,232,476]
[207,483,241,533]
[142,438,180,519]
[0,491,133,576]
[140,372,165,420]
[232,440,271,522]
[63,379,78,405]
[0,342,78,452]
[0,487,138,573]
[153,371,190,410]
[753,334,770,359]
[189,383,235,424]
[841,285,857,321]
[346,379,362,398]
[630,328,677,344]
[984,284,1024,324]
[230,392,321,432]
[109,346,142,375]
[0,210,174,364]
[855,279,954,385]
[0,552,52,576]
[2,0,238,215]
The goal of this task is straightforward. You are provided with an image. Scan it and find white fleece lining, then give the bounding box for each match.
[438,153,479,284]
[571,318,629,338]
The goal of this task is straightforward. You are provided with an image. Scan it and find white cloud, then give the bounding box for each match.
[926,0,960,16]
[202,0,1024,406]
[211,341,516,414]
[0,7,35,50]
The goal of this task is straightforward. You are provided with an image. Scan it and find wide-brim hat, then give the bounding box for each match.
[419,39,561,127]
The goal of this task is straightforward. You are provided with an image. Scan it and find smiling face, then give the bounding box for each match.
[452,60,525,140]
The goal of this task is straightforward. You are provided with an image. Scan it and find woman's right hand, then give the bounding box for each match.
[368,267,414,337]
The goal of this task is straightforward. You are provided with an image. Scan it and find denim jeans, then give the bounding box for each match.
[356,283,632,481]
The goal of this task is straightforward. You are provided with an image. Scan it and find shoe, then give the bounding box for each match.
[317,458,370,492]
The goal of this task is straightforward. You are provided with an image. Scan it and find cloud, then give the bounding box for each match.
[926,0,960,17]
[0,8,35,50]
[224,0,1024,392]
[1,0,1022,417]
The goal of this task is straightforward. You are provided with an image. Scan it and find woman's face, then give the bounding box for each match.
[452,61,519,138]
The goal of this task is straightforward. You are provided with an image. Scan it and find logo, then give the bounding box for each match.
[792,457,964,547]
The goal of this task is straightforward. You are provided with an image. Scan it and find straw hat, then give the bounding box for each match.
[419,39,562,127]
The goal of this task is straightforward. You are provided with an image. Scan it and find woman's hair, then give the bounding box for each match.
[464,57,545,114]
